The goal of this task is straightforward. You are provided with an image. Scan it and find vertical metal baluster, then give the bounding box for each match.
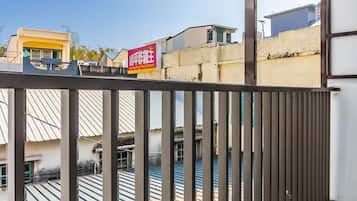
[279,92,286,201]
[312,92,317,201]
[254,92,262,201]
[232,92,242,201]
[184,91,196,201]
[298,93,303,200]
[218,92,229,201]
[8,89,26,201]
[203,91,214,201]
[61,89,79,201]
[103,90,119,201]
[135,90,150,201]
[263,92,272,201]
[162,91,175,201]
[327,92,331,201]
[307,93,313,201]
[244,92,253,201]
[292,92,298,201]
[286,92,292,200]
[323,92,330,200]
[317,92,322,200]
[271,92,279,201]
[303,92,308,201]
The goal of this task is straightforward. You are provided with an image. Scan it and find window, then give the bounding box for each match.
[0,162,34,188]
[99,150,130,170]
[226,33,232,43]
[117,150,128,169]
[53,50,62,59]
[176,143,184,161]
[31,49,41,60]
[24,48,62,60]
[207,29,213,43]
[217,31,224,43]
[42,50,53,59]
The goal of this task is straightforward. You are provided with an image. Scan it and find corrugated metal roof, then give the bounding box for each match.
[0,90,202,144]
[0,89,136,144]
[0,159,235,201]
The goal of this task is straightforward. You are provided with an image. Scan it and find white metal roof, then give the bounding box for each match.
[0,159,234,201]
[0,90,202,145]
[0,89,136,144]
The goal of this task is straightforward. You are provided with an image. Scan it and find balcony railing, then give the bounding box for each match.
[0,72,331,201]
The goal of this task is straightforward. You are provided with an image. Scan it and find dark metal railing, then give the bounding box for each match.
[0,72,331,201]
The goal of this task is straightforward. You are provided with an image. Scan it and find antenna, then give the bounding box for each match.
[61,25,80,46]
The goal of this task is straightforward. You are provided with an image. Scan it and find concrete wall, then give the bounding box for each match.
[0,136,100,173]
[0,130,165,176]
[138,26,321,88]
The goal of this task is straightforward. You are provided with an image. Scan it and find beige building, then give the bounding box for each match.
[165,24,237,53]
[0,28,71,64]
[97,49,128,67]
[138,26,321,88]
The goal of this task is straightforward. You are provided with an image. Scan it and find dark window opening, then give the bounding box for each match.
[0,161,34,188]
[207,29,214,43]
[226,33,232,43]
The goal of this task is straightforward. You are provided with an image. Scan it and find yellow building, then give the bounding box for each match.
[4,27,71,63]
[138,26,321,88]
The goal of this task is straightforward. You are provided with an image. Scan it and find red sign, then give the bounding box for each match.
[128,43,157,74]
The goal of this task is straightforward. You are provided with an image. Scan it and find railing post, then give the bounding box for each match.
[297,93,304,200]
[244,0,257,85]
[263,92,272,201]
[135,90,150,201]
[286,92,293,200]
[203,91,214,201]
[254,92,263,201]
[162,91,175,201]
[232,92,242,201]
[303,92,309,201]
[61,89,79,201]
[184,91,196,201]
[271,92,279,201]
[8,89,26,201]
[103,90,119,201]
[278,92,286,201]
[292,92,298,201]
[218,92,229,201]
[244,92,253,201]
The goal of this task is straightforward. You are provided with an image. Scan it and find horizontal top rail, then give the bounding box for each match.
[0,72,333,92]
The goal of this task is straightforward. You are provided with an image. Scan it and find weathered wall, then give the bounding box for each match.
[138,26,321,87]
[0,136,101,172]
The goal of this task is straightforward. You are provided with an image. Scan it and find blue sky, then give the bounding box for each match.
[0,0,319,50]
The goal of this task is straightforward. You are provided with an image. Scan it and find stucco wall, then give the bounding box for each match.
[0,136,100,172]
[0,130,165,175]
[138,26,321,88]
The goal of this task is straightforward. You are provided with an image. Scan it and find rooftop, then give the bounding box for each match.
[0,90,202,144]
[0,159,234,201]
[264,4,316,18]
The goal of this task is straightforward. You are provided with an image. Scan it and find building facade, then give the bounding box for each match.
[165,24,237,53]
[2,28,71,63]
[97,49,128,67]
[265,4,320,37]
[138,26,321,88]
